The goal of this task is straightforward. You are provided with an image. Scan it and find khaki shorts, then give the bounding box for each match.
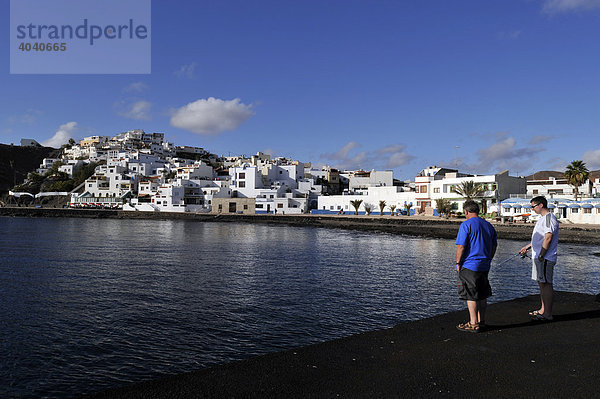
[532,258,555,284]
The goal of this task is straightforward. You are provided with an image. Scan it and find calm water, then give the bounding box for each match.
[1,217,599,398]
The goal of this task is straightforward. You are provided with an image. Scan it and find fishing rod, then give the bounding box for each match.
[496,251,529,267]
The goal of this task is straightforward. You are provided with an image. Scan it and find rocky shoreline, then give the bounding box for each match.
[2,206,600,245]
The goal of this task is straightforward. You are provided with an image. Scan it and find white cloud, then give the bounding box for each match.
[322,142,361,161]
[174,62,198,79]
[118,100,152,121]
[123,82,148,93]
[529,134,554,145]
[42,122,77,148]
[170,97,255,135]
[6,109,42,125]
[542,0,600,13]
[320,142,414,171]
[582,149,600,170]
[497,30,522,40]
[475,136,532,173]
[376,144,415,168]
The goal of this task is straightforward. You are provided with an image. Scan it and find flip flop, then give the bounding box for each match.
[528,310,541,316]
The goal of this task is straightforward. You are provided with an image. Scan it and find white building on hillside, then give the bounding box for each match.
[343,170,393,191]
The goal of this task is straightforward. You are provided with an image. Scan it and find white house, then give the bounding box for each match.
[36,158,61,175]
[416,167,526,214]
[527,173,593,200]
[317,186,417,215]
[500,197,600,224]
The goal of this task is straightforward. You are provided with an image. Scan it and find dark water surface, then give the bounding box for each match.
[1,217,599,398]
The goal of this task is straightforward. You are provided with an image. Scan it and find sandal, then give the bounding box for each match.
[528,310,541,316]
[531,313,553,321]
[457,322,480,333]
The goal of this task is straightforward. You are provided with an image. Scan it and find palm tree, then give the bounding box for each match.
[350,199,363,215]
[379,200,387,216]
[453,180,485,200]
[405,202,412,216]
[389,204,396,216]
[364,203,373,215]
[435,198,454,218]
[564,160,589,201]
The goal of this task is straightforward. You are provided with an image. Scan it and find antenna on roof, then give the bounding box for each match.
[455,146,459,168]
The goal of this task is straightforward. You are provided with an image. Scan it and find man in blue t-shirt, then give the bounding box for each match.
[455,200,497,333]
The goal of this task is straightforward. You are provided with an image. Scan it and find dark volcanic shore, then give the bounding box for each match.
[2,206,600,245]
[80,291,600,399]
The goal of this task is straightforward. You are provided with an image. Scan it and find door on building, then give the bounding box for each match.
[229,202,236,213]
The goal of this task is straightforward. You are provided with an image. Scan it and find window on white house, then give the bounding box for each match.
[572,208,579,213]
[584,208,592,214]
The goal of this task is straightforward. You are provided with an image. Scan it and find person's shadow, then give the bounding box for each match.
[483,308,600,332]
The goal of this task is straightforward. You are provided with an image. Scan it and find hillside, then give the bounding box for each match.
[525,170,600,181]
[0,143,60,195]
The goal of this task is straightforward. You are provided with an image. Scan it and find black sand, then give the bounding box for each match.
[82,291,600,399]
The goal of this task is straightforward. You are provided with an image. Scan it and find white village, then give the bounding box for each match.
[9,129,600,225]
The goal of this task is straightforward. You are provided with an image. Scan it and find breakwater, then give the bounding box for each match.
[2,206,600,244]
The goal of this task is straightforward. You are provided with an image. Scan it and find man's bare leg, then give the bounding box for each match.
[538,282,554,319]
[467,300,479,325]
[477,299,487,324]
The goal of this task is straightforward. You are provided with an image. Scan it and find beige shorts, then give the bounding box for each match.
[532,258,555,284]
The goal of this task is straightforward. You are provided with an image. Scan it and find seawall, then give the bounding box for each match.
[2,207,600,244]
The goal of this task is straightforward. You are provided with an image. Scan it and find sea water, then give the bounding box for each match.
[1,217,599,398]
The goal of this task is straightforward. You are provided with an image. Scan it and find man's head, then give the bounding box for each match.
[530,196,548,214]
[463,200,480,218]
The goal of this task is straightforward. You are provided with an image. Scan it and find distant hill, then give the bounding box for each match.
[526,170,600,181]
[0,143,60,195]
[525,171,564,180]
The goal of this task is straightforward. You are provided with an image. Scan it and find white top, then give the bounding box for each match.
[532,212,559,262]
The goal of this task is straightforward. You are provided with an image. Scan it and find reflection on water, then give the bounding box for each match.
[1,217,599,398]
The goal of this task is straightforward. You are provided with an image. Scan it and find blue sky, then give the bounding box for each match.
[2,0,600,180]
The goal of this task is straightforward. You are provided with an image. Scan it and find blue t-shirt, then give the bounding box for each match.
[456,217,498,272]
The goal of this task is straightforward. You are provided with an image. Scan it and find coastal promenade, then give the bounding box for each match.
[2,206,600,245]
[81,291,600,398]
